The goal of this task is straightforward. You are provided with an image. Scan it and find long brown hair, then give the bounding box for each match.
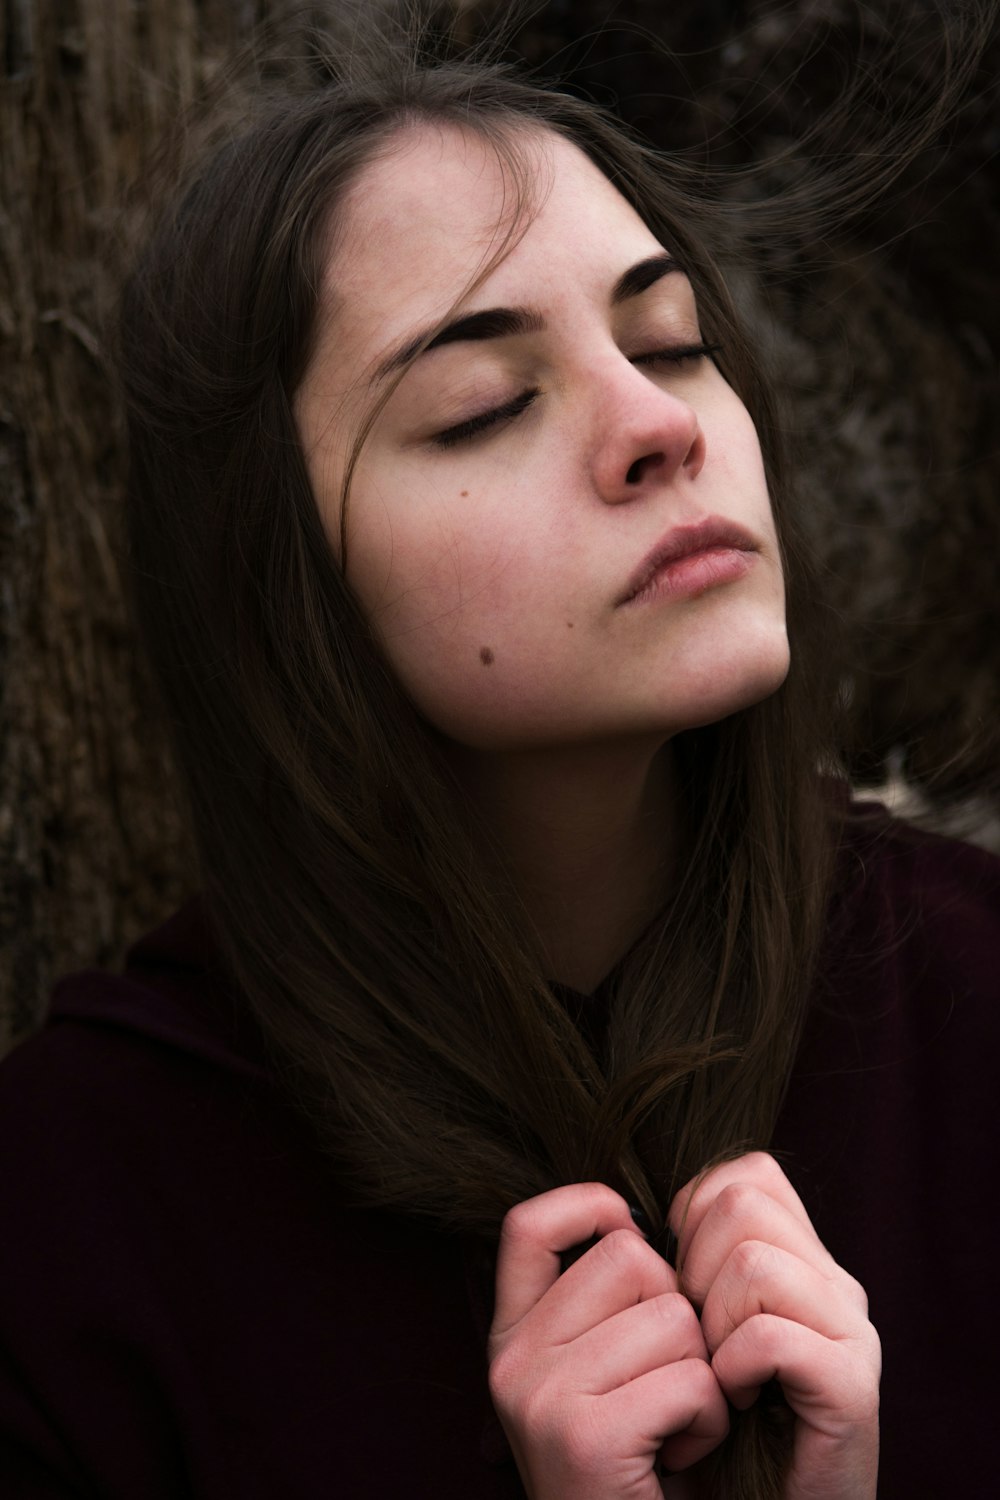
[118,16,866,1497]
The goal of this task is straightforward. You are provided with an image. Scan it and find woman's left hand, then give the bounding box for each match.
[670,1152,881,1500]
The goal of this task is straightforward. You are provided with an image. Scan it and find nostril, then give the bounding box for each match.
[625,452,664,485]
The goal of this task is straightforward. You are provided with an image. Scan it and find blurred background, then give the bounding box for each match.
[1,0,997,1046]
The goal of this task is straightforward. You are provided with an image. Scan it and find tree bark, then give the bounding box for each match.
[0,0,219,1047]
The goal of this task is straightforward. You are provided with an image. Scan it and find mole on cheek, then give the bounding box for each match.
[460,490,469,498]
[479,647,495,666]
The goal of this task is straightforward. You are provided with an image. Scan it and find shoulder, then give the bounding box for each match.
[833,797,1000,912]
[0,897,287,1324]
[0,925,266,1295]
[0,910,493,1500]
[781,801,999,1211]
[781,797,1000,1213]
[0,903,257,1164]
[824,800,1000,1007]
[1,894,267,1105]
[784,799,1000,1162]
[0,907,357,1496]
[781,806,1000,1496]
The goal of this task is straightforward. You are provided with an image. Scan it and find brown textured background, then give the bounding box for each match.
[1,0,997,1050]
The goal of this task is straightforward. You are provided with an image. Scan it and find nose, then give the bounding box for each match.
[589,360,706,504]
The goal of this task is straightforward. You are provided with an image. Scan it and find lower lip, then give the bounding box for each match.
[625,546,754,606]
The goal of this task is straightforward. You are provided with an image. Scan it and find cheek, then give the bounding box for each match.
[346,465,593,747]
[349,487,518,635]
[713,403,776,527]
[344,476,557,737]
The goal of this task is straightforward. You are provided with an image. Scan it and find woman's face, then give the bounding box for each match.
[297,124,789,751]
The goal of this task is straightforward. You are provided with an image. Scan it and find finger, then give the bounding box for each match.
[677,1185,838,1305]
[567,1291,706,1394]
[700,1241,870,1356]
[669,1152,814,1255]
[598,1358,730,1473]
[711,1314,881,1423]
[510,1226,679,1348]
[490,1183,640,1339]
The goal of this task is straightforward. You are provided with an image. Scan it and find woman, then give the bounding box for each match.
[0,21,996,1500]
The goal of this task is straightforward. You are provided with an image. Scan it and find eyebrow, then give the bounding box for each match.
[370,253,681,385]
[610,252,680,304]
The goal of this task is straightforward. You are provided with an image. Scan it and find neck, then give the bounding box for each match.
[448,737,677,993]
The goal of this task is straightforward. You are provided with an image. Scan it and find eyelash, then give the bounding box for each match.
[431,342,723,450]
[635,341,722,371]
[434,389,540,449]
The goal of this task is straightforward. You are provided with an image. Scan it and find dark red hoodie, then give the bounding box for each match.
[1,806,997,1497]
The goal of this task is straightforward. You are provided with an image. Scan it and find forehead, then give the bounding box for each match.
[323,123,665,373]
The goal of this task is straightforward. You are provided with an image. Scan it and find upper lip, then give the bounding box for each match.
[616,516,758,605]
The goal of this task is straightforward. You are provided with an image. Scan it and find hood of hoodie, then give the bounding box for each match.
[47,897,270,1081]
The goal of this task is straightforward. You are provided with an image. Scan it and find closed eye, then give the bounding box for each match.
[431,342,719,450]
[433,388,539,449]
[632,341,722,370]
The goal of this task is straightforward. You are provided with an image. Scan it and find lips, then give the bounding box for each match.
[616,516,757,606]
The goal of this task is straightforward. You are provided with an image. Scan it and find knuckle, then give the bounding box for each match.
[489,1348,561,1434]
[832,1347,881,1423]
[742,1310,784,1359]
[517,1375,561,1442]
[487,1342,524,1407]
[741,1150,784,1186]
[500,1183,623,1249]
[728,1237,775,1285]
[651,1289,698,1334]
[497,1198,539,1248]
[860,1321,883,1375]
[689,1355,725,1404]
[840,1270,870,1315]
[715,1180,769,1225]
[593,1225,648,1274]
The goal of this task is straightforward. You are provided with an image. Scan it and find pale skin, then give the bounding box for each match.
[296,122,880,1496]
[488,1160,880,1499]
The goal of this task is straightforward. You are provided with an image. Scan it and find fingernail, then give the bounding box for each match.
[629,1203,652,1235]
[629,1207,679,1266]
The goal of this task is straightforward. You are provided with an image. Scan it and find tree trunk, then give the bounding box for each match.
[0,0,220,1047]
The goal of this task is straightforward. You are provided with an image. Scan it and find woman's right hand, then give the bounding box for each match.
[487,1183,730,1500]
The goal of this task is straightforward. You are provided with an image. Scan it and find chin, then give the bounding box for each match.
[665,628,791,733]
